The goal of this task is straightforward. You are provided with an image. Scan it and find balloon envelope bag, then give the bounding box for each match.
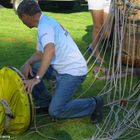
[0,66,33,135]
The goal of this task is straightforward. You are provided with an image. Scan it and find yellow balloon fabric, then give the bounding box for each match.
[0,67,32,135]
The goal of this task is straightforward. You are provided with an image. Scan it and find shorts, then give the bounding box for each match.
[88,0,112,13]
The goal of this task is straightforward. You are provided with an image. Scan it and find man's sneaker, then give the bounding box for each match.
[91,96,104,124]
[87,46,93,54]
[87,46,104,64]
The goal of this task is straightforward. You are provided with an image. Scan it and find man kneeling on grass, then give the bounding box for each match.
[17,0,103,123]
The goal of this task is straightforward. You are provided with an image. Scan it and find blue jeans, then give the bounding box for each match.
[27,62,96,119]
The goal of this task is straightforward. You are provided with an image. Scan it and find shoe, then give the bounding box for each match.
[91,96,104,124]
[87,46,93,54]
[87,46,104,65]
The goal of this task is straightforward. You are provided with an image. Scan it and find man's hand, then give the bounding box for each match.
[23,78,40,93]
[22,62,34,79]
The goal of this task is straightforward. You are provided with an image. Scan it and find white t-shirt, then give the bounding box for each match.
[37,14,87,76]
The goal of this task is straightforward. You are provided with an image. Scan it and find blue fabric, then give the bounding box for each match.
[30,62,96,119]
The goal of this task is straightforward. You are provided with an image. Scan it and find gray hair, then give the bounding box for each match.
[17,0,41,17]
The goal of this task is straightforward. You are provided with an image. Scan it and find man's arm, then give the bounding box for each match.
[23,43,55,93]
[36,43,55,78]
[22,51,43,79]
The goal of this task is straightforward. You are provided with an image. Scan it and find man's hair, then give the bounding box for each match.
[17,0,41,17]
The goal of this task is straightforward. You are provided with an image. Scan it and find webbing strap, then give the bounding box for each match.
[0,99,14,129]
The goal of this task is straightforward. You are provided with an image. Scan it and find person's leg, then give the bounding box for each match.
[102,0,113,40]
[91,10,103,48]
[90,10,104,61]
[87,0,104,62]
[49,74,96,118]
[91,10,103,41]
[103,12,109,38]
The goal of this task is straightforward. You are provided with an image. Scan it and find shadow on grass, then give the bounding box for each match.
[52,130,72,140]
[0,41,34,69]
[82,25,92,45]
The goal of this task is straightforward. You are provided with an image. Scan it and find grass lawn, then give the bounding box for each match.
[0,4,140,140]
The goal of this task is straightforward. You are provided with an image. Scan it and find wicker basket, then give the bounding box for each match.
[121,0,140,67]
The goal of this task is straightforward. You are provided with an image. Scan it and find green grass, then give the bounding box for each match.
[0,6,96,140]
[0,6,91,68]
[0,5,140,140]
